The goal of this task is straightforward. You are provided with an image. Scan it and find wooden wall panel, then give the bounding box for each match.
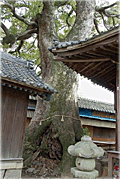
[93,126,115,139]
[93,137,115,142]
[1,86,29,158]
[92,111,115,119]
[82,125,115,142]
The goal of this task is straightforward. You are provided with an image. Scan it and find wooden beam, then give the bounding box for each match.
[107,43,118,50]
[102,70,116,83]
[86,50,107,58]
[79,62,103,74]
[116,62,120,151]
[100,45,119,54]
[91,64,115,79]
[104,73,116,83]
[52,28,119,54]
[82,52,98,58]
[78,62,95,73]
[52,35,118,56]
[54,56,111,63]
[67,28,119,51]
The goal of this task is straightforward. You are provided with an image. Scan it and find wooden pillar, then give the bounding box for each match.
[116,61,120,151]
[114,89,117,150]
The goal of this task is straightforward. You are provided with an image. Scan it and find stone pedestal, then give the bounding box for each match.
[68,135,104,179]
[71,167,98,179]
[0,158,23,179]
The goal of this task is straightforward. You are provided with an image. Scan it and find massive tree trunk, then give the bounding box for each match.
[23,0,95,176]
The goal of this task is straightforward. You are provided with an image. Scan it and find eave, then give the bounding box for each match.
[1,78,54,101]
[1,77,54,94]
[51,26,120,91]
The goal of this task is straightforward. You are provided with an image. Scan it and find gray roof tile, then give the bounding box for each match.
[1,51,56,95]
[78,98,115,113]
[49,25,119,51]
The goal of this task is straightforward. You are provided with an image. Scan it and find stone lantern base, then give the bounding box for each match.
[0,158,23,179]
[71,167,98,179]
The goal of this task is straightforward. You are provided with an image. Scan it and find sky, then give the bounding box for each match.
[78,76,114,104]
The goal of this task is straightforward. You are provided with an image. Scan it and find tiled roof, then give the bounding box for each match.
[49,26,119,92]
[1,51,56,100]
[48,26,119,51]
[78,98,115,113]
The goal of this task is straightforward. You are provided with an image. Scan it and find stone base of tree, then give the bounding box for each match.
[0,158,23,178]
[71,167,98,179]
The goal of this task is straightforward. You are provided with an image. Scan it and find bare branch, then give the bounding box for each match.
[15,40,24,54]
[66,7,75,27]
[95,1,119,12]
[95,1,120,18]
[1,2,38,27]
[105,10,120,18]
[9,40,24,54]
[2,26,37,47]
[35,62,41,71]
[112,17,115,26]
[100,12,109,30]
[1,22,10,36]
[59,25,66,31]
[17,29,38,40]
[94,1,119,32]
[93,18,100,34]
[24,38,37,53]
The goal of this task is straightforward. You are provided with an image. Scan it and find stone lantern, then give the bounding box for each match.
[68,135,104,179]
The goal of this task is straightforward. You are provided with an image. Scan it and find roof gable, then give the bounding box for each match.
[1,51,56,100]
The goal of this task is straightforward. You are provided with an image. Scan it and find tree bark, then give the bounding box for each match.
[66,0,96,41]
[24,0,95,176]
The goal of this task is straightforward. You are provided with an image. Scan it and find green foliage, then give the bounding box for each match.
[1,0,43,74]
[1,0,120,74]
[20,0,43,19]
[55,0,76,39]
[83,127,90,136]
[94,0,120,34]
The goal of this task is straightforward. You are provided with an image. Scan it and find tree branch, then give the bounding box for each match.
[54,0,70,8]
[105,10,120,18]
[100,12,109,30]
[1,2,38,27]
[17,29,38,40]
[24,38,37,53]
[94,1,119,32]
[112,17,115,26]
[1,22,10,36]
[1,24,37,46]
[66,7,75,27]
[95,1,120,18]
[9,40,24,54]
[93,18,100,34]
[95,1,119,12]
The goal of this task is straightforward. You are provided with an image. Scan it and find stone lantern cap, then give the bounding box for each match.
[68,135,104,158]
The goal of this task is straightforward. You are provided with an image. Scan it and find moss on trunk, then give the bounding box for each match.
[23,0,95,176]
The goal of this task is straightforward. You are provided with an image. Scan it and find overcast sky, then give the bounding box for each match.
[78,76,114,104]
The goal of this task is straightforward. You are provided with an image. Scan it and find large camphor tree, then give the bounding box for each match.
[1,0,119,176]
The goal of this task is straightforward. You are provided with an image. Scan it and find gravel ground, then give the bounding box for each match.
[21,174,110,179]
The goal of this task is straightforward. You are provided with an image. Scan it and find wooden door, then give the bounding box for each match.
[1,86,29,158]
